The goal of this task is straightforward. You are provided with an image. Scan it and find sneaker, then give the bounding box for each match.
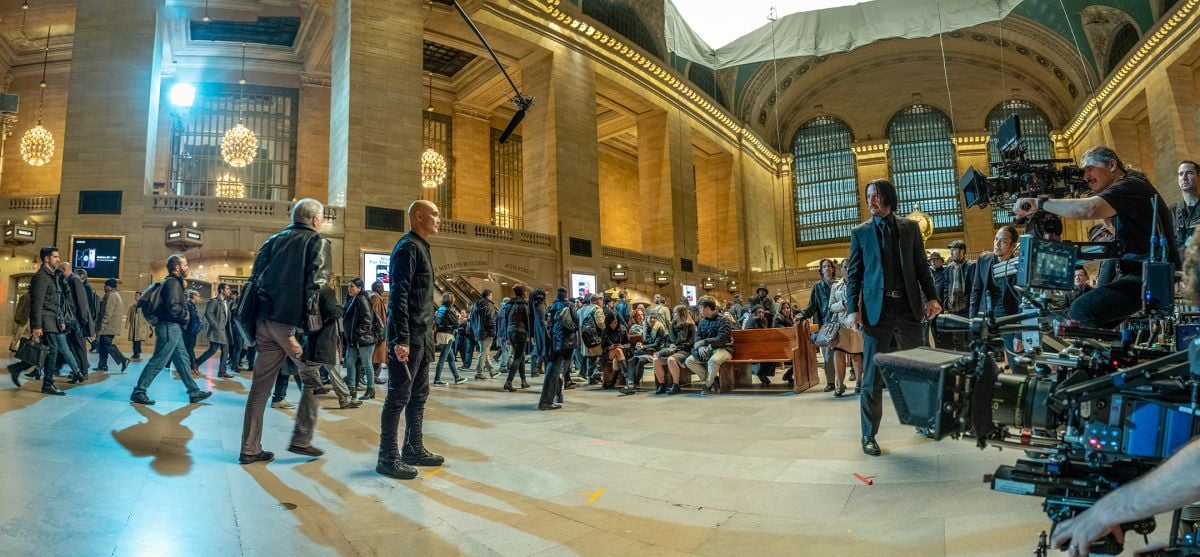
[667,384,681,395]
[432,381,448,386]
[271,400,295,409]
[376,459,418,480]
[189,391,213,404]
[217,372,234,379]
[239,451,274,465]
[287,444,324,458]
[489,372,500,379]
[453,377,468,385]
[654,385,667,395]
[401,448,445,467]
[130,392,155,405]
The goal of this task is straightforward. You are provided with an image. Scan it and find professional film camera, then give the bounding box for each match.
[876,235,1200,556]
[958,114,1089,238]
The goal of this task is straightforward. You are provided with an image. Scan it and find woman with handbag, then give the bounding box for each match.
[828,269,864,398]
[342,278,378,399]
[600,309,632,392]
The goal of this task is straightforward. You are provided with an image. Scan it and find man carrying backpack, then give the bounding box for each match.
[498,284,533,392]
[538,287,577,410]
[129,254,213,406]
[469,290,498,380]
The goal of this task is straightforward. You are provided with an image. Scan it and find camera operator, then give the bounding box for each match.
[1014,146,1179,329]
[1050,227,1200,556]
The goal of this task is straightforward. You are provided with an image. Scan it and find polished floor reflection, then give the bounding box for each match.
[0,350,1113,556]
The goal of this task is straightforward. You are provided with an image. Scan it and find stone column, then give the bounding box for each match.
[329,0,424,275]
[296,74,330,202]
[520,48,601,277]
[56,0,163,287]
[638,109,698,263]
[451,102,493,224]
[1145,66,1199,207]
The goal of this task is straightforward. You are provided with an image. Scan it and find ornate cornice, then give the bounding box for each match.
[452,102,492,121]
[299,72,331,87]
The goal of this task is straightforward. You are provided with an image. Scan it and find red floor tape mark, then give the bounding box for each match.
[853,473,876,486]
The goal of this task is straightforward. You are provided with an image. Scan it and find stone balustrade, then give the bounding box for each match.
[146,195,342,230]
[600,245,672,267]
[6,195,57,213]
[436,218,556,252]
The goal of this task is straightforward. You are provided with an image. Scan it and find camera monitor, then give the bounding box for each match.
[996,114,1022,159]
[958,166,989,209]
[1016,235,1076,291]
[70,236,123,280]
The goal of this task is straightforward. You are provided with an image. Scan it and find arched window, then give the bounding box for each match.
[887,105,961,231]
[792,117,859,245]
[987,100,1054,224]
[1107,24,1139,76]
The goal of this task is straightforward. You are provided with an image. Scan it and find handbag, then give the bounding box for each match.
[813,321,841,348]
[16,337,48,369]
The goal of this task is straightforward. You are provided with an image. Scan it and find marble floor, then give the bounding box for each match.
[0,349,1155,556]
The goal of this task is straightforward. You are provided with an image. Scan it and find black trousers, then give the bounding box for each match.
[505,334,528,384]
[379,339,432,460]
[229,339,244,371]
[96,334,128,370]
[63,326,88,374]
[540,348,572,407]
[1068,274,1142,329]
[860,298,924,439]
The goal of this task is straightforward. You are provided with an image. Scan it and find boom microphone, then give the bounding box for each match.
[498,108,526,144]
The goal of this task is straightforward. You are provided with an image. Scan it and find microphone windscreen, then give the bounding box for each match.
[498,109,526,144]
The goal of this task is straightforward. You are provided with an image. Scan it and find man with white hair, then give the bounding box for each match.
[238,198,332,465]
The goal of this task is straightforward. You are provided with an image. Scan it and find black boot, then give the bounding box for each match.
[654,383,667,395]
[361,386,376,400]
[503,380,515,392]
[376,454,418,479]
[400,414,444,466]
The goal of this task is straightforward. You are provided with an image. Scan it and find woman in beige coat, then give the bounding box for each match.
[126,290,152,360]
[97,279,130,372]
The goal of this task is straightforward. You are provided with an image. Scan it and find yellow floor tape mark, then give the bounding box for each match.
[424,467,446,479]
[580,487,605,504]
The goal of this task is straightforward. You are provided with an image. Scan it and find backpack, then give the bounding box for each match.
[580,309,602,348]
[556,304,577,332]
[138,281,165,327]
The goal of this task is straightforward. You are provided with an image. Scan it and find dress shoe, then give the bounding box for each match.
[120,360,130,373]
[520,381,530,389]
[401,448,445,467]
[287,444,324,458]
[758,376,772,386]
[503,381,515,392]
[67,372,84,384]
[24,370,40,379]
[376,459,418,480]
[564,382,577,390]
[862,436,881,456]
[189,390,213,404]
[338,399,363,409]
[823,383,835,392]
[8,366,20,388]
[654,384,667,395]
[41,385,66,396]
[667,384,681,395]
[239,451,274,465]
[130,392,155,405]
[537,403,562,410]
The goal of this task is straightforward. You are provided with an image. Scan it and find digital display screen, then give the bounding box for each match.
[71,236,122,279]
[682,284,697,305]
[1017,235,1077,291]
[363,252,390,292]
[570,273,596,300]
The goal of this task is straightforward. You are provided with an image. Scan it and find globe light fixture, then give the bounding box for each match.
[421,148,446,189]
[222,43,257,168]
[21,25,53,167]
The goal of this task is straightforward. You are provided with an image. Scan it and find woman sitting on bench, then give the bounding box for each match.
[656,305,696,395]
[600,309,631,391]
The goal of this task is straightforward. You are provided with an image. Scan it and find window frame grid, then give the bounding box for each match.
[490,129,523,229]
[886,105,962,232]
[168,83,298,201]
[422,112,454,217]
[791,116,860,246]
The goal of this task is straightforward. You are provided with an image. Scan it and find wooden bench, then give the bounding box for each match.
[713,320,819,393]
[599,333,644,388]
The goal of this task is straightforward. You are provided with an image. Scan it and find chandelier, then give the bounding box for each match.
[215,174,245,198]
[222,43,257,167]
[421,148,446,189]
[21,25,53,167]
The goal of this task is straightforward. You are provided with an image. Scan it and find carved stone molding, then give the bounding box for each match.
[452,102,492,121]
[300,72,331,87]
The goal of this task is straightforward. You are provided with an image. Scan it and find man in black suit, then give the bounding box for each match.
[845,179,941,456]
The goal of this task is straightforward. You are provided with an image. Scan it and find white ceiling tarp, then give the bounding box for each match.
[665,0,1025,70]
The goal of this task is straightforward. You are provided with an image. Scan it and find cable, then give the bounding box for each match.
[936,1,956,134]
[766,6,794,302]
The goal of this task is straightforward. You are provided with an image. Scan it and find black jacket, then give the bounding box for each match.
[845,215,938,326]
[65,274,95,336]
[801,280,833,326]
[932,266,950,306]
[601,321,630,350]
[470,298,497,340]
[970,252,1021,318]
[696,315,733,348]
[435,303,457,333]
[388,231,435,347]
[530,296,549,355]
[304,285,343,366]
[343,293,375,346]
[252,222,331,329]
[668,322,696,349]
[28,265,60,331]
[548,298,578,352]
[499,298,532,342]
[157,274,190,326]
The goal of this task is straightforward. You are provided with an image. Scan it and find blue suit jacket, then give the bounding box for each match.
[845,216,939,326]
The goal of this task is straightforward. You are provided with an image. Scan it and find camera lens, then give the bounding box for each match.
[990,374,1057,430]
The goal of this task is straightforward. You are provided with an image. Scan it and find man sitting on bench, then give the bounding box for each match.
[683,296,733,396]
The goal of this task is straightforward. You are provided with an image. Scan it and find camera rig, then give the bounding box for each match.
[875,235,1200,555]
[958,114,1089,238]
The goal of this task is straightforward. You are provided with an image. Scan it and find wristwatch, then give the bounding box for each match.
[1036,198,1047,211]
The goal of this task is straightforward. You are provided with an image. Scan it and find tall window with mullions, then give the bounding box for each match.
[490,129,523,229]
[168,83,298,201]
[422,111,453,217]
[987,100,1054,225]
[791,116,859,245]
[887,105,962,231]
